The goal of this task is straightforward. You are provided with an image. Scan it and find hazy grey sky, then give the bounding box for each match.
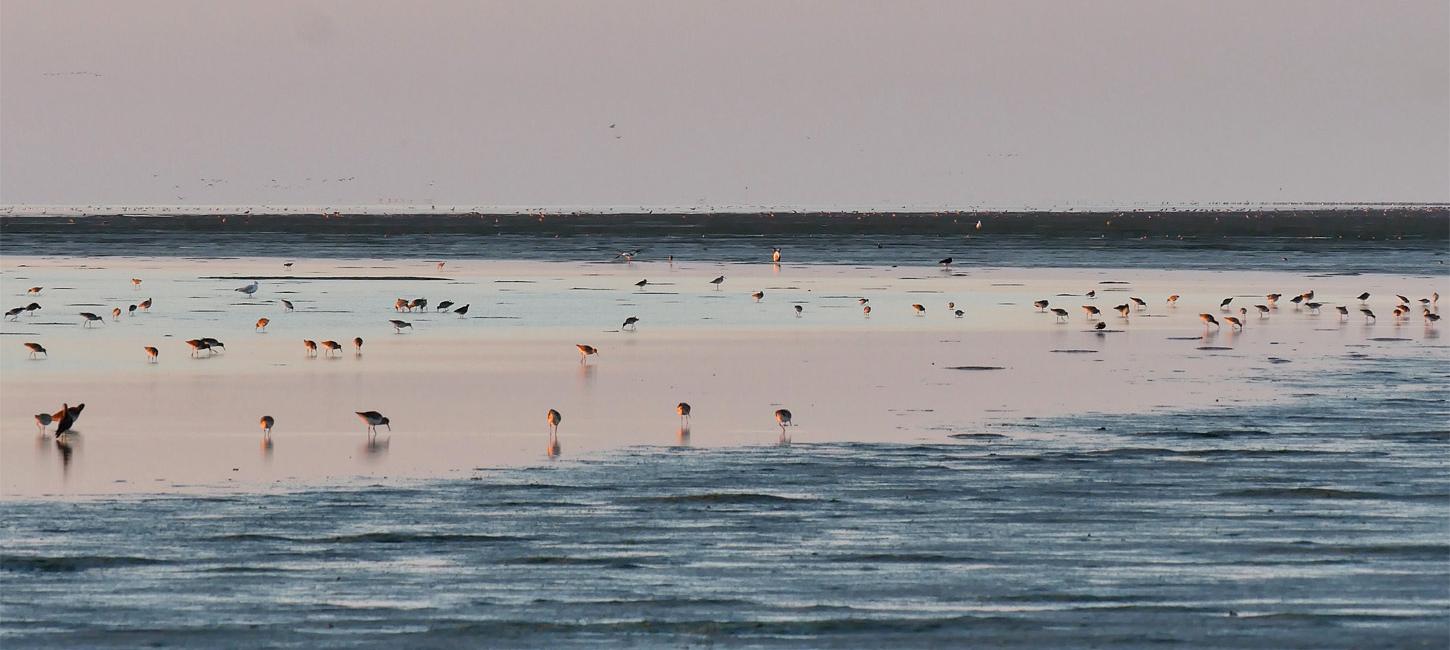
[3,0,1446,208]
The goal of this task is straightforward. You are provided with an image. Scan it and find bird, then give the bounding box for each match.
[144,346,159,362]
[774,408,793,432]
[25,302,42,314]
[1130,297,1146,310]
[1199,313,1220,330]
[1290,294,1305,305]
[1050,308,1069,322]
[677,402,691,424]
[1114,304,1130,318]
[454,304,470,317]
[24,342,46,358]
[794,305,804,316]
[353,337,364,354]
[1336,305,1350,320]
[280,299,294,311]
[34,412,53,434]
[236,281,259,296]
[954,309,964,318]
[55,403,76,437]
[139,298,152,311]
[1360,308,1376,322]
[303,339,318,356]
[356,411,390,435]
[26,287,41,295]
[255,317,270,331]
[577,344,599,363]
[622,316,640,330]
[1305,302,1322,314]
[1094,321,1106,331]
[862,305,872,316]
[710,275,725,289]
[5,308,22,320]
[201,338,225,352]
[1302,290,1315,300]
[283,262,294,268]
[1426,312,1441,325]
[1219,297,1233,309]
[772,248,782,263]
[1224,316,1243,330]
[752,291,764,302]
[858,298,869,305]
[1392,306,1406,319]
[1085,290,1096,299]
[1167,294,1180,304]
[79,312,103,327]
[947,302,956,310]
[1033,300,1050,312]
[1254,305,1270,318]
[131,278,143,288]
[186,339,212,357]
[436,300,454,311]
[938,257,953,268]
[321,340,342,356]
[409,298,428,311]
[912,304,926,315]
[1081,305,1100,319]
[111,307,121,321]
[128,304,137,316]
[260,415,274,438]
[546,408,562,435]
[390,320,412,333]
[1266,293,1281,305]
[1396,294,1410,305]
[394,298,409,312]
[1356,292,1370,302]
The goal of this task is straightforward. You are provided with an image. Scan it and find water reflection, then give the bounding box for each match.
[675,425,691,446]
[546,434,562,459]
[55,436,77,476]
[261,437,274,460]
[362,436,390,459]
[577,363,596,386]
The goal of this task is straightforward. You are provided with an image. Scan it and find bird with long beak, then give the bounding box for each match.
[577,344,599,363]
[356,411,390,435]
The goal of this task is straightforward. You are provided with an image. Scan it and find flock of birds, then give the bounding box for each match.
[11,249,1442,457]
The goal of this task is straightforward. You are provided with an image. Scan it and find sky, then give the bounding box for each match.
[2,0,1446,209]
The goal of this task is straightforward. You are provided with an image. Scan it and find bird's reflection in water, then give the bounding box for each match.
[676,425,691,447]
[362,436,390,459]
[577,363,596,386]
[261,436,274,460]
[546,435,562,459]
[1424,327,1440,340]
[777,431,792,447]
[55,435,77,476]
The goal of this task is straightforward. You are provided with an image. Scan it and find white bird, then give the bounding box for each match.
[235,281,259,296]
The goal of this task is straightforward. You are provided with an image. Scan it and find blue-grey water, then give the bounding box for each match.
[2,212,1448,648]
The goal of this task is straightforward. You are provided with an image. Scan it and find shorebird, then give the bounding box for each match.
[131,278,143,288]
[1266,293,1281,305]
[111,307,122,321]
[26,287,41,295]
[24,342,46,358]
[634,279,649,290]
[1050,308,1069,322]
[321,340,342,356]
[280,299,294,311]
[546,408,562,435]
[1081,305,1100,319]
[772,248,782,263]
[1167,294,1180,305]
[1130,297,1146,311]
[1434,292,1440,304]
[912,304,926,315]
[774,408,793,432]
[144,346,159,362]
[55,403,76,437]
[710,275,725,289]
[938,257,953,268]
[34,412,53,434]
[128,304,137,316]
[201,338,225,352]
[1224,316,1243,331]
[1085,290,1096,299]
[1094,321,1106,331]
[862,305,872,316]
[1360,308,1375,322]
[794,305,804,317]
[436,300,454,312]
[303,339,318,356]
[1302,290,1315,301]
[1336,305,1349,320]
[1396,294,1410,305]
[255,317,270,331]
[1290,294,1304,305]
[1219,297,1233,310]
[576,344,599,363]
[858,298,869,305]
[260,415,274,438]
[954,309,964,318]
[356,411,390,435]
[79,312,103,327]
[1356,292,1370,302]
[622,316,640,330]
[437,261,446,271]
[1114,304,1130,318]
[1254,305,1270,318]
[139,298,152,311]
[284,262,294,268]
[186,339,211,357]
[390,320,412,333]
[25,302,42,314]
[236,281,259,296]
[353,337,363,354]
[1305,302,1322,314]
[1392,306,1406,319]
[1033,300,1050,312]
[1426,312,1441,325]
[454,304,469,317]
[409,298,428,311]
[947,302,956,310]
[5,308,22,320]
[394,298,409,312]
[752,291,764,302]
[1199,313,1220,330]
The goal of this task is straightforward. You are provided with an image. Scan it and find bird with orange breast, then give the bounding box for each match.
[303,339,318,357]
[1081,305,1100,320]
[144,346,159,362]
[912,304,926,315]
[260,415,275,438]
[1199,313,1220,330]
[1224,315,1244,331]
[111,307,122,321]
[1033,300,1050,312]
[576,344,599,363]
[321,340,342,356]
[24,342,46,359]
[677,402,692,424]
[255,317,270,332]
[1167,294,1180,305]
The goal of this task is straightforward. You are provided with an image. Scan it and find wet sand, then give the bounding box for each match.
[1,256,1442,497]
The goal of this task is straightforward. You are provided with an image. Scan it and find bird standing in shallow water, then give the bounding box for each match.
[353,337,364,354]
[34,412,53,434]
[303,339,318,357]
[1219,297,1233,310]
[1094,321,1106,331]
[144,346,159,362]
[390,320,412,333]
[1085,290,1096,299]
[622,316,639,330]
[356,411,390,435]
[862,305,871,316]
[774,409,793,434]
[677,402,691,424]
[577,344,599,363]
[1254,305,1270,318]
[321,340,342,356]
[1130,297,1146,311]
[280,299,294,311]
[794,305,803,317]
[454,304,470,317]
[260,415,274,438]
[1050,308,1069,322]
[436,301,454,312]
[55,403,76,437]
[912,304,926,315]
[938,257,953,268]
[79,312,103,327]
[139,298,152,311]
[1356,292,1370,302]
[128,304,137,316]
[752,291,764,302]
[772,248,782,263]
[1336,305,1349,321]
[1033,300,1049,312]
[236,281,259,296]
[26,287,41,295]
[635,279,648,289]
[1200,313,1220,330]
[1360,308,1376,322]
[1081,305,1100,320]
[255,318,270,331]
[111,307,121,321]
[1167,294,1180,305]
[1224,316,1243,331]
[24,342,46,358]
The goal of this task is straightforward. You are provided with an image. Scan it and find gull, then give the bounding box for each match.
[280,299,294,311]
[260,415,274,438]
[677,402,691,424]
[454,304,470,317]
[236,281,259,296]
[144,346,159,362]
[79,312,103,327]
[752,291,764,302]
[1033,300,1050,312]
[577,344,599,363]
[390,320,412,333]
[622,316,639,330]
[255,318,270,331]
[710,275,725,289]
[24,342,46,358]
[356,411,390,435]
[436,301,454,312]
[912,304,926,315]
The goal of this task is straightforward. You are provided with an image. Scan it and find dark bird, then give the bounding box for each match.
[622,316,639,330]
[1224,316,1243,330]
[139,298,152,311]
[25,302,42,314]
[1306,302,1322,313]
[1081,305,1100,319]
[24,342,46,358]
[710,275,725,288]
[938,257,953,267]
[1094,321,1106,331]
[635,279,648,289]
[1050,308,1069,321]
[1360,308,1375,322]
[1335,305,1349,320]
[128,304,138,316]
[454,304,470,317]
[353,337,364,353]
[794,305,804,316]
[356,411,390,435]
[1199,313,1220,329]
[5,308,23,320]
[390,320,412,333]
[677,402,691,424]
[1130,297,1146,310]
[1290,294,1305,305]
[954,309,964,318]
[55,403,76,437]
[752,291,765,302]
[79,312,103,327]
[1356,292,1370,302]
[577,344,599,362]
[1033,300,1050,311]
[1219,297,1232,309]
[1085,290,1096,299]
[1254,305,1270,318]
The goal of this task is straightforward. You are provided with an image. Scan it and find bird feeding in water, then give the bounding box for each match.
[128,304,137,316]
[772,248,782,263]
[1130,297,1146,310]
[353,337,364,354]
[862,305,872,316]
[356,411,390,435]
[1361,308,1376,322]
[186,339,212,357]
[139,298,152,311]
[54,404,77,437]
[622,316,639,330]
[774,409,793,433]
[1336,305,1350,320]
[454,304,470,317]
[794,305,803,317]
[1033,300,1050,312]
[321,340,342,356]
[635,279,648,289]
[1081,305,1100,320]
[144,346,159,362]
[24,342,46,358]
[79,312,103,327]
[1219,297,1233,310]
[1254,305,1270,318]
[1085,290,1096,299]
[280,299,294,311]
[546,408,562,435]
[436,301,454,312]
[1167,294,1180,305]
[1306,302,1323,314]
[1114,304,1130,318]
[131,278,143,288]
[26,287,41,295]
[1050,308,1069,322]
[390,320,412,333]
[5,308,22,320]
[677,402,691,424]
[1356,292,1370,302]
[1199,314,1220,330]
[938,257,953,268]
[303,340,318,357]
[1266,293,1281,305]
[34,412,53,434]
[394,298,409,312]
[912,304,926,315]
[260,415,274,438]
[1224,316,1244,331]
[201,338,225,352]
[752,291,764,302]
[577,344,599,363]
[111,307,121,321]
[255,318,270,331]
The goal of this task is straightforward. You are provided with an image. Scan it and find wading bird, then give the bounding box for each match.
[912,304,926,315]
[236,281,259,296]
[772,248,782,263]
[144,346,159,362]
[577,344,599,363]
[1081,305,1100,320]
[1167,294,1180,305]
[186,339,211,357]
[111,307,121,321]
[34,412,53,434]
[938,257,953,268]
[303,340,318,356]
[677,402,691,424]
[1130,297,1146,310]
[280,299,294,311]
[390,320,412,333]
[752,291,764,302]
[622,316,639,330]
[710,275,725,289]
[1360,308,1376,322]
[1033,300,1049,312]
[260,415,274,438]
[255,318,270,331]
[356,411,390,435]
[1200,313,1220,330]
[436,301,454,312]
[794,305,803,317]
[1219,297,1233,310]
[353,337,364,354]
[79,312,103,327]
[1336,305,1349,320]
[139,298,152,311]
[1224,316,1243,331]
[26,287,41,295]
[321,340,342,356]
[24,342,46,358]
[454,304,470,317]
[775,409,793,433]
[546,408,562,435]
[1050,308,1069,322]
[1254,305,1270,318]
